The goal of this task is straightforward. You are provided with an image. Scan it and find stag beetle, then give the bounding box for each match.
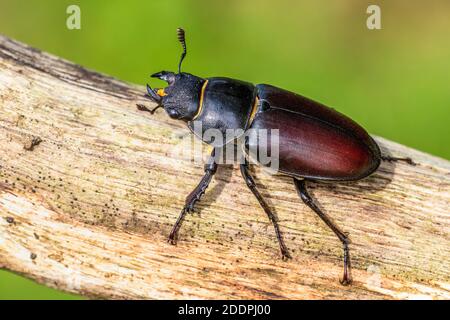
[138,28,383,285]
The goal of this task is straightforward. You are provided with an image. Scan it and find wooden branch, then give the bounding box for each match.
[0,35,449,300]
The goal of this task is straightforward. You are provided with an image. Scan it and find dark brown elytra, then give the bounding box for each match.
[136,28,410,286]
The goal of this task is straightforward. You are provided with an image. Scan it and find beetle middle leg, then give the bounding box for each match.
[293,179,352,285]
[240,160,292,260]
[168,148,219,245]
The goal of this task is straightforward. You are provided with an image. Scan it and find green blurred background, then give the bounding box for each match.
[0,0,449,299]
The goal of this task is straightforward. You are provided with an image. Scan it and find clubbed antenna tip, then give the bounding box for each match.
[177,27,187,73]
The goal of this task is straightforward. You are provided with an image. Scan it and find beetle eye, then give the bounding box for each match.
[167,109,180,119]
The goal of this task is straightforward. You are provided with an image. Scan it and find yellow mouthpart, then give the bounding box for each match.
[157,88,167,97]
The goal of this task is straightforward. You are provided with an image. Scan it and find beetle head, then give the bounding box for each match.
[148,71,205,121]
[144,28,205,121]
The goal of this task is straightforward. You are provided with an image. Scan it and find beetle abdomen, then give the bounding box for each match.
[248,84,381,181]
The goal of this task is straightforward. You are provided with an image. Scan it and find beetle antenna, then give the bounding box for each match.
[177,27,187,73]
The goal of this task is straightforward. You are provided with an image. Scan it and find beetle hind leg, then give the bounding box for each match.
[240,161,291,260]
[293,178,352,285]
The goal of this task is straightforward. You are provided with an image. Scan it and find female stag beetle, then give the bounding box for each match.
[138,28,382,285]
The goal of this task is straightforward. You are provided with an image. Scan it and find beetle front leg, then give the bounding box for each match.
[293,179,352,285]
[168,148,219,245]
[240,160,292,260]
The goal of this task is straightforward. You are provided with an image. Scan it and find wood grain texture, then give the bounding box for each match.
[0,35,449,299]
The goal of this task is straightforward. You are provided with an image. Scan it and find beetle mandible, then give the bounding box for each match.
[138,28,382,285]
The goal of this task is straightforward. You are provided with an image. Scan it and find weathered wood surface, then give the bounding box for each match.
[0,35,449,299]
